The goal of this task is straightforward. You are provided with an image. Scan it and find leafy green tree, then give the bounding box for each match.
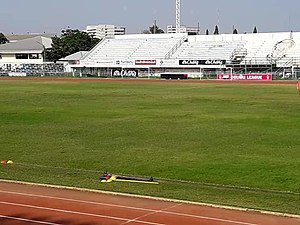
[0,33,9,44]
[213,25,219,35]
[46,29,100,62]
[148,25,165,34]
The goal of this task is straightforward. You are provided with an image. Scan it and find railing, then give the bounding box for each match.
[230,48,248,63]
[267,39,295,62]
[81,37,107,61]
[127,40,146,59]
[164,36,187,59]
[237,57,271,65]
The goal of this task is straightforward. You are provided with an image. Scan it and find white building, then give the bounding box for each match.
[167,25,200,35]
[59,51,88,72]
[85,24,125,39]
[0,36,52,65]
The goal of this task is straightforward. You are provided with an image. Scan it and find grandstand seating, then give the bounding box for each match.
[0,63,64,75]
[83,33,187,61]
[171,38,246,61]
[171,32,297,65]
[277,35,300,67]
[81,31,300,69]
[241,32,294,65]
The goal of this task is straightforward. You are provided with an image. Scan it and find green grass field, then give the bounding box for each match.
[0,79,299,214]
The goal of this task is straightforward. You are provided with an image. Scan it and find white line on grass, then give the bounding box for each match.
[13,162,300,196]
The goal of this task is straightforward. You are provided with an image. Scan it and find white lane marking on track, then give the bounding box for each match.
[0,190,153,212]
[160,211,257,225]
[0,201,165,225]
[0,190,257,225]
[121,204,183,225]
[0,215,62,225]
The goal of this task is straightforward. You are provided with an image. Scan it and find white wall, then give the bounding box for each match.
[0,53,43,64]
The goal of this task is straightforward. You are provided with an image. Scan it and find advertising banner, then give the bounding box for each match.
[135,60,157,66]
[179,59,226,66]
[111,69,138,77]
[115,60,134,66]
[159,59,177,67]
[217,74,273,80]
[96,60,114,66]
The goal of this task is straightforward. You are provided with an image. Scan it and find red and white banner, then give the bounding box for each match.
[135,60,157,66]
[217,74,273,81]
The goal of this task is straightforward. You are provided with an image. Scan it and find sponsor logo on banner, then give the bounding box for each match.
[160,59,176,66]
[96,60,114,65]
[179,60,226,66]
[81,61,96,66]
[204,60,226,65]
[179,60,199,65]
[135,60,157,65]
[115,60,134,66]
[217,74,273,80]
[112,69,138,77]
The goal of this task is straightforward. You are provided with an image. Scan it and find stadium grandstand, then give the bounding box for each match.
[71,31,300,79]
[1,0,300,80]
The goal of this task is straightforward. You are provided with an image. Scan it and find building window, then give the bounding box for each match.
[15,54,29,59]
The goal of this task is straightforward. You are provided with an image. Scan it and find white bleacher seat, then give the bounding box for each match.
[83,33,186,62]
[81,32,300,68]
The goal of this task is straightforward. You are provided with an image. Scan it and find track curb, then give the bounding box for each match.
[1,179,299,219]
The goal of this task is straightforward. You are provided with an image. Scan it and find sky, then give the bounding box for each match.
[0,0,298,35]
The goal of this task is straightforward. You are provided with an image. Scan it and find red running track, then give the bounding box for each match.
[0,77,297,85]
[0,181,299,225]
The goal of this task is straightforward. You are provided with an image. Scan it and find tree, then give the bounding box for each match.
[213,25,219,35]
[206,29,209,35]
[253,26,258,33]
[0,33,9,44]
[46,29,100,62]
[233,28,238,34]
[142,30,151,34]
[147,25,164,34]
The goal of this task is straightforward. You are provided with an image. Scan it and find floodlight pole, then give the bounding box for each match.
[176,0,181,33]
